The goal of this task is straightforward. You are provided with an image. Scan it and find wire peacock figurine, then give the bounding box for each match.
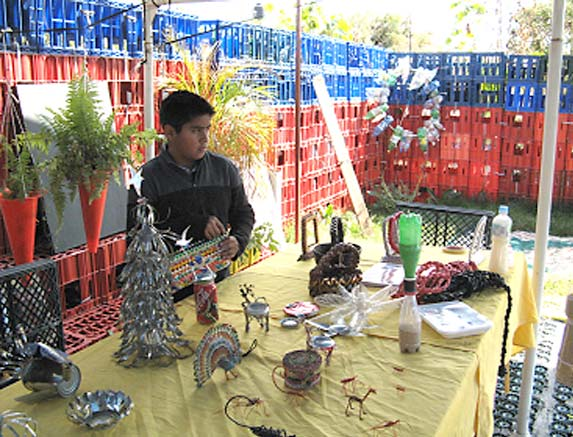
[194,324,257,387]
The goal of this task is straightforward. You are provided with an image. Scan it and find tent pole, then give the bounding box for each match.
[515,0,565,435]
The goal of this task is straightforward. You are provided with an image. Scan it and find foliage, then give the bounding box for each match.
[41,72,156,222]
[366,179,422,217]
[507,0,573,55]
[246,221,279,253]
[446,1,486,50]
[369,14,433,51]
[0,133,46,200]
[160,43,274,171]
[369,14,412,51]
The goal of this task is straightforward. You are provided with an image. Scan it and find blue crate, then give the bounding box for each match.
[505,80,541,112]
[473,52,506,79]
[348,42,365,68]
[275,69,295,104]
[323,38,335,65]
[300,35,324,65]
[270,29,294,64]
[387,52,412,70]
[535,83,573,113]
[335,69,348,100]
[93,1,133,57]
[443,53,473,79]
[507,55,544,81]
[348,68,362,99]
[334,41,347,66]
[472,78,505,107]
[301,69,317,104]
[1,0,36,49]
[413,53,445,79]
[40,0,82,53]
[369,46,388,70]
[441,78,473,105]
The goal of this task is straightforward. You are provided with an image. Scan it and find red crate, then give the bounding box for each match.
[565,144,573,171]
[471,107,504,139]
[440,133,471,161]
[441,106,472,133]
[468,161,500,200]
[63,296,123,354]
[411,158,441,193]
[533,112,572,144]
[502,111,536,141]
[498,166,534,199]
[530,141,567,172]
[439,160,470,195]
[527,169,563,201]
[560,171,573,201]
[470,135,502,164]
[500,138,535,168]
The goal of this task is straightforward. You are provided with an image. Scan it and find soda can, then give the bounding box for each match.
[193,268,219,324]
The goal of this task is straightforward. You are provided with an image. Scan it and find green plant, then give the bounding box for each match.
[246,222,279,253]
[366,179,421,217]
[159,42,275,171]
[41,72,156,221]
[0,133,46,200]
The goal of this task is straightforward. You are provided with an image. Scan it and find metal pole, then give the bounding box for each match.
[294,0,302,243]
[515,0,565,434]
[143,1,157,161]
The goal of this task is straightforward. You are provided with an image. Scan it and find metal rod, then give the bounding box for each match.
[515,0,565,435]
[294,0,302,243]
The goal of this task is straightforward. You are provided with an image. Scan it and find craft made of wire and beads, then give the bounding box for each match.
[169,234,230,290]
[392,260,477,298]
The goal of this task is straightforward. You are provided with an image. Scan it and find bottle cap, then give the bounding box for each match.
[499,205,509,214]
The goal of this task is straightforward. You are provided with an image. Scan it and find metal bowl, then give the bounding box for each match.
[67,390,134,429]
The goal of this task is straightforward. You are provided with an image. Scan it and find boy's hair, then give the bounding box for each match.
[159,90,215,133]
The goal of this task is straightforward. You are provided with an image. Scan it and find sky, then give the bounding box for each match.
[168,0,546,51]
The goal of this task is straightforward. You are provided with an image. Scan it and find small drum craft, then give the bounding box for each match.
[273,349,322,393]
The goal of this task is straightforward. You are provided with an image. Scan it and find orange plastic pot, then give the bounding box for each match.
[0,193,40,265]
[78,180,109,254]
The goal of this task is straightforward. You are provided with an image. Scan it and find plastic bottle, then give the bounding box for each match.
[398,213,422,353]
[399,280,422,353]
[489,205,513,276]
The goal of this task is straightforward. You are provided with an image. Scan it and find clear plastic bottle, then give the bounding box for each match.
[399,280,421,353]
[489,205,513,276]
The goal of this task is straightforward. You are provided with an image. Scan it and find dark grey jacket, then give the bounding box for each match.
[127,148,255,259]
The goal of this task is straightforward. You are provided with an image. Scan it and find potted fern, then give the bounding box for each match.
[41,72,155,253]
[0,133,46,264]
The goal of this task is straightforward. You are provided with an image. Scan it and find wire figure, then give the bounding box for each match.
[225,395,296,437]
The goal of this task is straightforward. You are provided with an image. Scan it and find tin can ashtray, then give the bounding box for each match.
[67,390,134,429]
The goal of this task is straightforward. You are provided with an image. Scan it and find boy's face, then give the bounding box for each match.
[164,114,212,164]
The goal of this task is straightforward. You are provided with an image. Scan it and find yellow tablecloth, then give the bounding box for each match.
[0,242,537,437]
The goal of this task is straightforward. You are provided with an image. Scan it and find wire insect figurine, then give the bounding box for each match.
[225,395,297,437]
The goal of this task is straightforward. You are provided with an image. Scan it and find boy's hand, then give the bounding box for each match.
[204,216,226,239]
[220,236,239,260]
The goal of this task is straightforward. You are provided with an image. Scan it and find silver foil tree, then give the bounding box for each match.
[114,199,193,367]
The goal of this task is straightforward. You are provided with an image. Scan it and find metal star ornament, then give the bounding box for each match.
[126,164,144,197]
[175,226,193,248]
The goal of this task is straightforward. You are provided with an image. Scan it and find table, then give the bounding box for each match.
[0,242,537,436]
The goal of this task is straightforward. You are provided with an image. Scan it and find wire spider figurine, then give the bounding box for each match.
[225,395,296,437]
